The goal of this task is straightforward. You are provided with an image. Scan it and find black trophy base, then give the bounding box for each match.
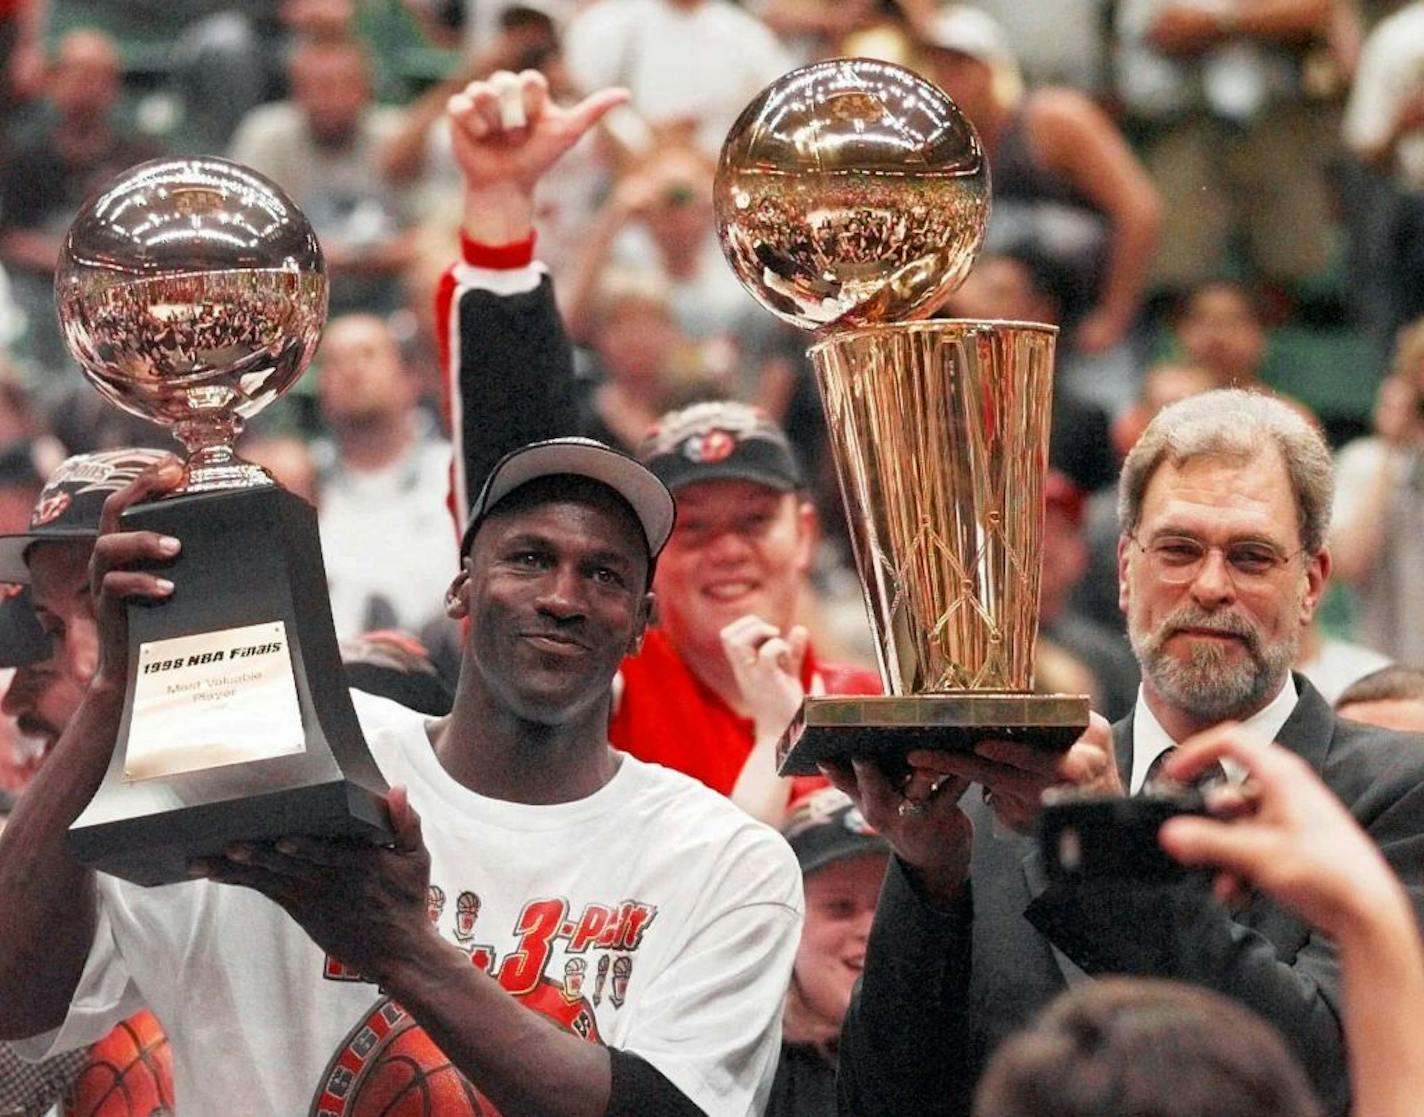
[776,693,1091,778]
[69,484,393,887]
[70,780,390,887]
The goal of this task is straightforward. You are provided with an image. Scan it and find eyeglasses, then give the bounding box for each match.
[1128,533,1304,585]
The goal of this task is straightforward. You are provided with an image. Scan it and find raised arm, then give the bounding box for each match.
[440,71,627,529]
[1026,88,1163,354]
[1161,727,1424,1117]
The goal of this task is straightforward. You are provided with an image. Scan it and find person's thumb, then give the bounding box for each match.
[565,87,632,139]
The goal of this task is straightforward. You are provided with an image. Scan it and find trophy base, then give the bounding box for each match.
[776,692,1090,777]
[70,779,390,888]
[69,484,393,887]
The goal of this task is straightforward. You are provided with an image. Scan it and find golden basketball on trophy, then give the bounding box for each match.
[713,58,1089,776]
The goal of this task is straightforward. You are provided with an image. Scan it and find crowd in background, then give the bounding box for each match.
[0,3,1423,1116]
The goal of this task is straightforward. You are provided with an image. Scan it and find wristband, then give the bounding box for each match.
[460,229,537,270]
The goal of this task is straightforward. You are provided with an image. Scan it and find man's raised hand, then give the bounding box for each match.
[448,70,629,196]
[89,457,185,689]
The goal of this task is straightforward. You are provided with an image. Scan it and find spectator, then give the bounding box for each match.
[561,143,775,370]
[1037,472,1140,722]
[440,73,882,822]
[1293,614,1392,704]
[975,979,1324,1117]
[921,7,1162,388]
[768,787,888,1117]
[562,0,792,159]
[967,0,1112,92]
[980,725,1424,1117]
[830,389,1424,1117]
[1172,279,1270,389]
[1114,0,1336,290]
[312,313,456,641]
[1335,664,1424,731]
[1342,0,1424,348]
[229,37,417,316]
[402,0,579,61]
[1111,359,1222,459]
[1161,726,1424,1117]
[339,629,454,717]
[384,11,611,277]
[573,273,709,453]
[0,0,43,131]
[0,29,162,386]
[1329,317,1424,662]
[750,0,883,65]
[0,449,177,1117]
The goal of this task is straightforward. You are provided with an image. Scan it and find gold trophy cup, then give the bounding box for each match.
[714,59,1089,776]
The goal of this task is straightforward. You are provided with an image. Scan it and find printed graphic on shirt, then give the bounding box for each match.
[313,890,657,1114]
[309,985,601,1116]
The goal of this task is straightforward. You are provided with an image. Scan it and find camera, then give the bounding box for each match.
[1037,785,1208,883]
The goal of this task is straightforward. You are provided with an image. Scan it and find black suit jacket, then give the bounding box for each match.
[837,677,1424,1116]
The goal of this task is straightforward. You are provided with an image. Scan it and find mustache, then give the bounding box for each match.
[1157,605,1262,654]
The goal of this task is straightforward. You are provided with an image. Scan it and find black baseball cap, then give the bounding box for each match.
[781,787,890,876]
[462,437,675,560]
[0,449,171,583]
[639,401,802,493]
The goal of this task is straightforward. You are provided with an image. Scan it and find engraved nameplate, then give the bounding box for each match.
[126,621,305,781]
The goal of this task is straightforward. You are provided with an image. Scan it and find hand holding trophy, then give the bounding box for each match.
[56,157,390,885]
[713,60,1089,777]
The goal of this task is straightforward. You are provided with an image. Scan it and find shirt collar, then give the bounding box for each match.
[1129,673,1298,794]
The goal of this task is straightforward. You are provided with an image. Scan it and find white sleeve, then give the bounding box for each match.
[8,879,145,1060]
[748,20,794,89]
[563,5,629,99]
[621,835,802,1117]
[1332,437,1388,527]
[1343,30,1404,153]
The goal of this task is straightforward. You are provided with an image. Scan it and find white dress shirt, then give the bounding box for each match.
[1129,674,1299,794]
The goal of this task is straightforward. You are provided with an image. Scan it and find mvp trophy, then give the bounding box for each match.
[56,157,391,885]
[714,60,1089,777]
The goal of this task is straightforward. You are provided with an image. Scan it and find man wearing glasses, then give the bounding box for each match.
[828,389,1424,1117]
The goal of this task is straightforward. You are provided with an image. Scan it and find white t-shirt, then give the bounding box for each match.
[20,692,802,1116]
[1332,436,1424,663]
[316,435,459,641]
[1343,2,1424,190]
[563,0,792,157]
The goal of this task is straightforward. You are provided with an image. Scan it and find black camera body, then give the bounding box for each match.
[1038,786,1209,884]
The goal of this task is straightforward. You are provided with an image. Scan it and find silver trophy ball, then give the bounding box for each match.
[55,157,328,492]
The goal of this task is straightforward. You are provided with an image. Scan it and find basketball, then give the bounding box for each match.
[64,1011,174,1117]
[347,1019,489,1117]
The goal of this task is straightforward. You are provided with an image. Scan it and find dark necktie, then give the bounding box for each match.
[1142,746,1227,791]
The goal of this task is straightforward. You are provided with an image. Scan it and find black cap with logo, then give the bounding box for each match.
[781,787,890,876]
[639,401,802,494]
[0,449,170,584]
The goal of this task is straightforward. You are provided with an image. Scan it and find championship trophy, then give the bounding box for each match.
[713,60,1089,777]
[56,157,391,885]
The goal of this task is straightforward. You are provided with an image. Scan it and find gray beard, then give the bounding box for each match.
[1130,604,1299,724]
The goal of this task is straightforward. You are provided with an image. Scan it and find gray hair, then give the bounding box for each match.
[1117,390,1333,553]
